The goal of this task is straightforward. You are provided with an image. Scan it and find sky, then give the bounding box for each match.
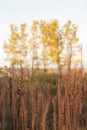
[0,0,87,67]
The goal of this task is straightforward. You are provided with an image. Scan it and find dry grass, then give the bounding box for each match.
[0,67,87,130]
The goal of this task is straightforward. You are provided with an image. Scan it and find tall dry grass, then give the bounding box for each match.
[0,66,87,130]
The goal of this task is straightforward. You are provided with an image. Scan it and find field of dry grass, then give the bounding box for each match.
[0,68,87,130]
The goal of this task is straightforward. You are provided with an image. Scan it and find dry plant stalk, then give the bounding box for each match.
[42,100,50,130]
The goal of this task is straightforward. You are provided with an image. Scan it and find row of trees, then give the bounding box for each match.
[3,20,82,72]
[0,20,86,130]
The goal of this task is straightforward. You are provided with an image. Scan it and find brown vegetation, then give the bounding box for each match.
[0,68,87,130]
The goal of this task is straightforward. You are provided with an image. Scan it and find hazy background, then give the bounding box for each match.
[0,0,87,67]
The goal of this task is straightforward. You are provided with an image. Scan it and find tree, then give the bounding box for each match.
[63,20,79,71]
[3,23,28,130]
[29,20,41,76]
[40,20,64,71]
[3,23,28,69]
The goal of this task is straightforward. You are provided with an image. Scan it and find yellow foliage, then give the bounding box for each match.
[13,58,19,64]
[3,23,28,65]
[65,28,70,36]
[50,49,55,56]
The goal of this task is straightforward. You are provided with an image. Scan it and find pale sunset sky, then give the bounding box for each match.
[0,0,87,67]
